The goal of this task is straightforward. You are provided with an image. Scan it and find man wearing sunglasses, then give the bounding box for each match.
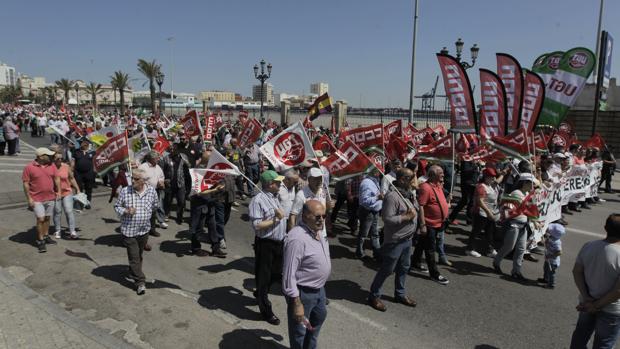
[283,200,331,349]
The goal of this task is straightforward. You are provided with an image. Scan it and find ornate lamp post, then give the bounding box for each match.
[440,38,479,70]
[156,72,165,115]
[253,59,272,121]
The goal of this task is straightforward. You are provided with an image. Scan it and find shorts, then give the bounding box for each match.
[33,200,55,218]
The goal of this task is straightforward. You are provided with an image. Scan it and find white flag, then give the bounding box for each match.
[259,121,317,171]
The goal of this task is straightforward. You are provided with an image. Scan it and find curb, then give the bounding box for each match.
[0,267,137,349]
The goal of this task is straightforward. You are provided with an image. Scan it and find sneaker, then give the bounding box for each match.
[431,275,449,285]
[44,235,57,245]
[54,231,62,239]
[543,284,555,289]
[190,249,209,257]
[219,239,227,249]
[599,198,607,202]
[486,249,498,258]
[69,232,79,239]
[159,222,169,229]
[438,259,453,267]
[211,247,227,258]
[410,264,429,274]
[36,240,47,253]
[511,272,526,281]
[232,201,239,207]
[137,285,146,295]
[466,250,482,258]
[523,254,538,263]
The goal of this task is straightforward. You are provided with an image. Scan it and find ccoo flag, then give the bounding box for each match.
[437,53,477,133]
[496,53,524,133]
[479,69,508,138]
[308,93,333,120]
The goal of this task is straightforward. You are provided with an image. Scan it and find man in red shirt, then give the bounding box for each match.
[22,147,61,253]
[411,165,450,285]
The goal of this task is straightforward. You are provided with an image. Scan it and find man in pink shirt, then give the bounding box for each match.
[22,147,61,253]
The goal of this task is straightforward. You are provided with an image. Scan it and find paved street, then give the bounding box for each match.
[0,136,619,348]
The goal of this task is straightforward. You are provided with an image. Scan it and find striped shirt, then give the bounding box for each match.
[248,191,287,241]
[114,185,159,237]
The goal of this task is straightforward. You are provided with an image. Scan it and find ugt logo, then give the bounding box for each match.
[274,132,305,166]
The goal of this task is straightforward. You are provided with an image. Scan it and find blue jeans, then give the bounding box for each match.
[53,195,76,233]
[245,163,260,195]
[434,227,446,261]
[370,239,412,299]
[570,311,620,349]
[356,207,380,258]
[287,287,327,349]
[494,220,527,274]
[543,260,558,287]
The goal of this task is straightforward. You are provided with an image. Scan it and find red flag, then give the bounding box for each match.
[420,132,435,145]
[479,69,508,138]
[558,122,573,135]
[238,119,263,148]
[583,133,605,149]
[496,53,524,132]
[402,124,418,143]
[204,114,216,142]
[338,123,383,150]
[153,136,171,155]
[534,132,549,151]
[189,150,241,193]
[238,111,249,126]
[519,70,545,134]
[462,145,506,164]
[487,127,531,157]
[551,131,571,148]
[417,134,454,160]
[313,134,337,154]
[385,135,408,161]
[180,110,202,138]
[383,120,402,144]
[93,132,129,175]
[437,53,477,133]
[259,121,317,171]
[455,133,471,154]
[433,124,447,136]
[321,141,376,180]
[302,116,313,129]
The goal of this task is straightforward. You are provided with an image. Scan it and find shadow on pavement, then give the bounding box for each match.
[8,228,37,247]
[100,217,120,224]
[91,264,182,290]
[325,279,368,305]
[160,239,191,257]
[219,328,286,349]
[329,245,357,260]
[94,233,124,248]
[474,345,500,349]
[198,256,254,275]
[443,260,494,277]
[198,286,262,321]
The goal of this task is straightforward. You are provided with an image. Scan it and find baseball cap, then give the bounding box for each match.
[309,167,324,178]
[35,147,56,157]
[518,173,535,182]
[482,167,497,177]
[547,223,566,239]
[260,170,284,183]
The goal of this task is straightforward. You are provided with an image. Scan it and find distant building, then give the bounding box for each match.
[310,82,328,96]
[252,83,274,106]
[235,93,243,101]
[199,90,236,102]
[0,62,17,87]
[17,75,46,96]
[274,93,299,105]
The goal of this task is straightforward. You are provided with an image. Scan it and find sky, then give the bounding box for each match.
[1,0,618,108]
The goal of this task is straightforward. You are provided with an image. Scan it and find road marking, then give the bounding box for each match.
[0,157,33,161]
[0,169,23,173]
[0,163,30,167]
[566,227,605,238]
[19,140,38,151]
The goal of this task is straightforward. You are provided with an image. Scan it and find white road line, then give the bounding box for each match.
[0,170,23,173]
[19,140,38,151]
[0,163,29,167]
[0,158,34,161]
[566,227,606,238]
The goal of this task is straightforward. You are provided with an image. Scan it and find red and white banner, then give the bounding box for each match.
[238,118,263,148]
[385,135,409,161]
[383,120,402,143]
[180,110,202,138]
[93,132,129,175]
[487,127,530,158]
[402,124,418,143]
[260,121,316,171]
[437,53,477,133]
[153,136,171,155]
[189,150,241,193]
[204,114,216,142]
[417,134,454,160]
[533,132,549,151]
[519,70,545,134]
[313,134,337,154]
[496,53,524,132]
[462,145,506,163]
[479,69,508,138]
[338,123,383,150]
[321,141,376,180]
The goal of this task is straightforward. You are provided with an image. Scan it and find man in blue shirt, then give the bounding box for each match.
[356,168,383,260]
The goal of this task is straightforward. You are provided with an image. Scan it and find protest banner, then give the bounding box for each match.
[260,121,316,172]
[93,132,129,175]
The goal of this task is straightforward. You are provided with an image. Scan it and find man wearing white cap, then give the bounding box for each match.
[290,167,330,237]
[22,148,62,253]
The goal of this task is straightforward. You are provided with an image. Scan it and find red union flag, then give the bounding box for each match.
[462,145,506,163]
[479,69,508,138]
[584,133,605,149]
[383,120,401,143]
[519,70,545,134]
[93,132,129,175]
[153,136,171,155]
[180,110,202,138]
[322,141,376,180]
[534,132,549,151]
[437,53,477,133]
[402,124,418,143]
[338,123,383,150]
[487,127,530,158]
[189,149,241,193]
[496,53,524,132]
[204,114,216,142]
[313,134,337,154]
[385,135,408,161]
[260,121,316,171]
[417,134,454,160]
[238,118,263,148]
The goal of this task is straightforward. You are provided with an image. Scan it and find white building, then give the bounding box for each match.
[274,93,299,105]
[0,62,17,87]
[252,83,274,106]
[310,82,328,96]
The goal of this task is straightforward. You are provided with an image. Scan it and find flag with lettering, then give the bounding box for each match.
[189,149,241,194]
[313,134,338,155]
[204,114,216,142]
[238,118,263,148]
[462,144,506,164]
[259,121,316,171]
[519,70,545,134]
[93,132,129,175]
[479,69,508,138]
[496,53,524,132]
[383,120,402,144]
[487,127,530,159]
[583,133,605,150]
[417,134,454,160]
[385,134,409,161]
[180,110,202,138]
[338,123,383,150]
[437,53,477,133]
[321,141,376,181]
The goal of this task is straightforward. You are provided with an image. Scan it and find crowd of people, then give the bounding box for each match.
[3,102,620,349]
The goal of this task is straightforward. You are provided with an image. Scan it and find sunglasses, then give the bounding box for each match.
[313,214,326,221]
[132,177,143,181]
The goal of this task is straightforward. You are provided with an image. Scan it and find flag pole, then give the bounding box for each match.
[450,132,456,195]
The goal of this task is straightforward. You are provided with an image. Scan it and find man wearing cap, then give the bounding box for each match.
[290,167,331,236]
[249,170,287,325]
[22,148,62,253]
[71,138,95,209]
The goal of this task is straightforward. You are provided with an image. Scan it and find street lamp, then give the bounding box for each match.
[74,83,80,108]
[253,59,272,121]
[441,38,479,70]
[156,72,165,116]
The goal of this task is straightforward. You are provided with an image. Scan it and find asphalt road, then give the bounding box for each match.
[0,132,618,348]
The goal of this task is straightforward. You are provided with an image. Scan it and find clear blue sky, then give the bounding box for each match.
[1,0,618,108]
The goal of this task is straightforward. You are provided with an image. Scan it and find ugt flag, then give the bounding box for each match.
[189,149,241,194]
[260,121,316,171]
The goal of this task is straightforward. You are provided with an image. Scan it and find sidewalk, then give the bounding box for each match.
[0,267,135,349]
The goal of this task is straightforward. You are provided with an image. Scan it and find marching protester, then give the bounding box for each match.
[356,168,383,260]
[290,167,331,237]
[138,151,167,236]
[22,147,62,253]
[278,169,299,231]
[52,148,81,239]
[114,168,159,295]
[283,200,331,349]
[465,167,501,258]
[71,138,95,210]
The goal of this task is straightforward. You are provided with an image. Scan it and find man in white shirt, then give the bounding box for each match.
[278,169,299,231]
[139,151,166,236]
[290,167,331,237]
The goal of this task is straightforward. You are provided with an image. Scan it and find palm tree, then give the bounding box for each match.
[84,82,103,111]
[110,71,130,115]
[137,59,161,113]
[55,78,73,106]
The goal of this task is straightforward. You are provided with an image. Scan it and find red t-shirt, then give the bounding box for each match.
[22,161,58,202]
[418,181,449,228]
[56,163,73,197]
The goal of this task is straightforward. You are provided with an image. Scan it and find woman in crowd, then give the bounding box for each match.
[52,150,81,239]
